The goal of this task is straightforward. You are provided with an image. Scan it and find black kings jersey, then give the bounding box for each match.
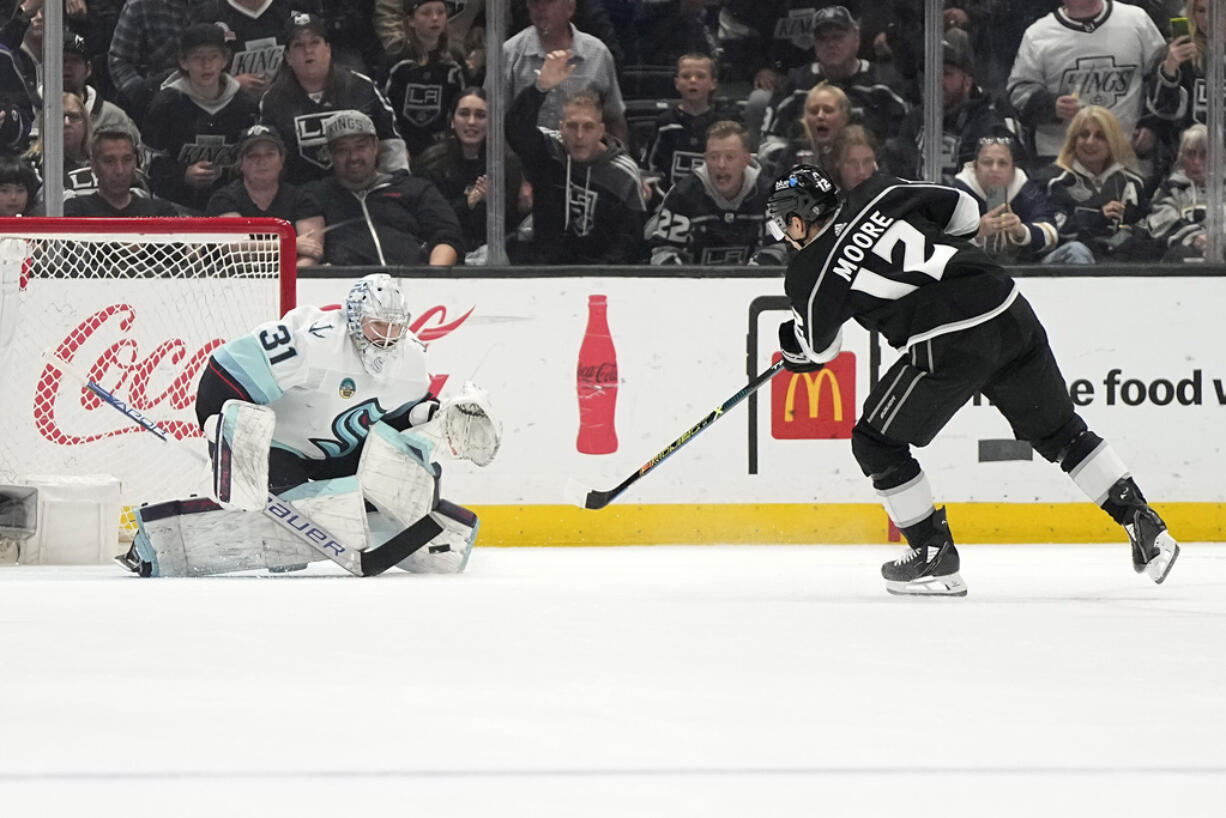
[785,174,1017,359]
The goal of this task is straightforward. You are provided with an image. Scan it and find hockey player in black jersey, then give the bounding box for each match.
[766,164,1179,596]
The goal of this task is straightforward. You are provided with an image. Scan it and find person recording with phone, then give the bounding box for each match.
[1149,2,1218,134]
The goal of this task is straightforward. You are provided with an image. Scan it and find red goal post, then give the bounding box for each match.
[0,217,296,512]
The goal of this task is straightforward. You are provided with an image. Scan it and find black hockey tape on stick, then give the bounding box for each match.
[39,349,402,577]
[566,360,786,510]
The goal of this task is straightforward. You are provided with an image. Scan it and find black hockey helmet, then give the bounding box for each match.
[766,164,841,240]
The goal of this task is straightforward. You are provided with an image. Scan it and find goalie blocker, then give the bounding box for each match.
[123,387,500,577]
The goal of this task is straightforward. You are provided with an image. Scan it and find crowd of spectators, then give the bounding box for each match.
[0,0,1221,266]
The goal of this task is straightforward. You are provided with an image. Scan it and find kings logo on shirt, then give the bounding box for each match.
[1059,56,1137,107]
[401,83,443,127]
[294,112,336,170]
[177,135,239,168]
[567,183,598,236]
[773,8,817,50]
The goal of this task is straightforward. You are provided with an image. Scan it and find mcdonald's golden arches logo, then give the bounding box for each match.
[770,351,856,439]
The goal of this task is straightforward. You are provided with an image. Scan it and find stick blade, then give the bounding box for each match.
[563,477,612,510]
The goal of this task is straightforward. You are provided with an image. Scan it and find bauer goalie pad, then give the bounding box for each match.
[130,478,369,577]
[206,400,275,511]
[367,500,478,574]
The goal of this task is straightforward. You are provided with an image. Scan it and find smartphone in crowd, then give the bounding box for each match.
[1171,16,1190,39]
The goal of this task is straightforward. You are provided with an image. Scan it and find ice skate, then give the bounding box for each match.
[114,543,152,577]
[882,508,967,597]
[1110,481,1180,584]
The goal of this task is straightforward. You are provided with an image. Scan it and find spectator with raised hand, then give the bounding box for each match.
[190,0,297,102]
[108,0,195,119]
[63,129,180,217]
[642,53,737,197]
[1008,0,1166,169]
[309,109,463,266]
[412,87,528,263]
[207,124,325,267]
[1144,123,1213,261]
[890,29,1019,185]
[1045,105,1149,263]
[954,134,1063,264]
[142,24,259,214]
[761,5,908,148]
[505,48,645,265]
[382,0,469,158]
[493,0,629,143]
[647,120,785,266]
[259,12,407,186]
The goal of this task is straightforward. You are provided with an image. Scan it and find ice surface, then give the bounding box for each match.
[2,543,1224,817]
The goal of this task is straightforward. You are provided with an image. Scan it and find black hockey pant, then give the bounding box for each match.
[850,295,1090,491]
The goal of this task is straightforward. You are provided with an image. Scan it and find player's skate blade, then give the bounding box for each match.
[885,572,968,597]
[1142,531,1180,584]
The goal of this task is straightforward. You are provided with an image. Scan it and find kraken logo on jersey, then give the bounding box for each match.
[177,135,239,169]
[401,84,443,127]
[566,183,598,236]
[294,112,337,170]
[339,378,356,398]
[308,399,386,458]
[1059,56,1137,108]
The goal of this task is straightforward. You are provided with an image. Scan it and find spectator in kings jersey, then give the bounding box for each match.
[506,49,646,265]
[642,53,738,197]
[141,24,259,213]
[381,0,469,159]
[63,129,180,217]
[259,12,407,186]
[647,121,786,266]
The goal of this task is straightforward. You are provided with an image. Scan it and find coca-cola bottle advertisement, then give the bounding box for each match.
[576,294,618,454]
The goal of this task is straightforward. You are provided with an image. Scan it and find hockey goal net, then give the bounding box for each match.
[0,217,295,514]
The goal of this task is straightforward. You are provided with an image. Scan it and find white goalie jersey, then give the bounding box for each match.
[209,305,432,459]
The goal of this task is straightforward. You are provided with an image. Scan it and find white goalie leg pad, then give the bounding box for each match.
[413,382,502,467]
[206,400,275,512]
[358,420,439,526]
[132,477,369,577]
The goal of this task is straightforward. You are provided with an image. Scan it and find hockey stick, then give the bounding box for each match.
[565,359,786,510]
[41,351,425,576]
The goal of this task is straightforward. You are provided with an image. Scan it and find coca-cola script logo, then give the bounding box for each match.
[35,301,477,447]
[576,362,618,384]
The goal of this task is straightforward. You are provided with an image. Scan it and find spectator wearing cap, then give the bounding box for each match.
[207,124,325,267]
[760,5,908,151]
[189,0,296,101]
[492,0,629,143]
[141,23,259,213]
[505,49,646,265]
[259,12,408,186]
[888,28,1020,185]
[63,30,141,143]
[63,129,181,217]
[381,0,469,159]
[308,109,463,266]
[108,0,196,119]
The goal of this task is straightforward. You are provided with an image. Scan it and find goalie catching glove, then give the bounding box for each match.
[778,319,823,374]
[416,381,502,467]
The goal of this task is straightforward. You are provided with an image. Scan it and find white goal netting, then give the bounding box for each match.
[0,217,294,515]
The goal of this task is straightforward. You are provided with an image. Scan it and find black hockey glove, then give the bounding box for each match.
[778,320,823,374]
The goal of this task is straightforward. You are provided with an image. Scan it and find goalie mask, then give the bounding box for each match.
[766,164,841,241]
[346,273,411,374]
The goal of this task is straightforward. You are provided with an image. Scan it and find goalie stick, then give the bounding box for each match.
[565,360,786,510]
[41,350,428,577]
